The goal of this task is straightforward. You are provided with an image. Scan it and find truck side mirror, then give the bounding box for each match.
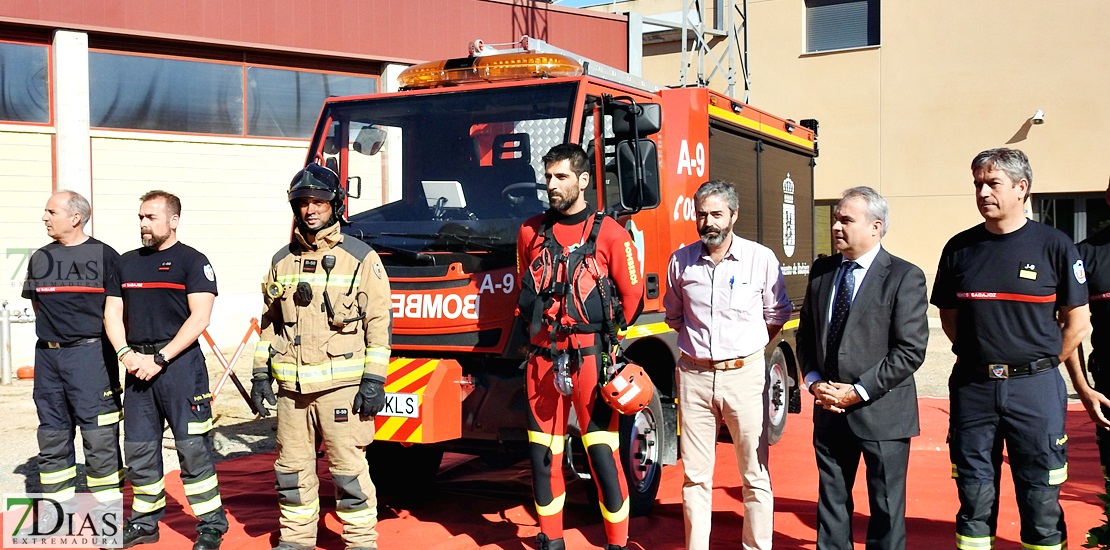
[610,103,661,138]
[353,125,387,156]
[616,138,660,211]
[347,175,362,199]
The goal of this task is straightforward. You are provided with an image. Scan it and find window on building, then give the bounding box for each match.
[814,201,836,259]
[0,42,49,123]
[805,0,880,53]
[247,67,376,138]
[88,51,378,138]
[89,53,244,134]
[1035,193,1110,242]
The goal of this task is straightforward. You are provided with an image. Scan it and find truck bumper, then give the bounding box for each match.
[374,357,470,443]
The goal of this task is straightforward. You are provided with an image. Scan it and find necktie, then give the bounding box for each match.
[824,260,859,381]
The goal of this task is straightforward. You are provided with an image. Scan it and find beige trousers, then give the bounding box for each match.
[678,351,773,550]
[275,385,378,548]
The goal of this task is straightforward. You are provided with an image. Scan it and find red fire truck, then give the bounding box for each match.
[302,37,816,514]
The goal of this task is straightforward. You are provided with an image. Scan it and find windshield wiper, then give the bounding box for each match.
[349,230,434,265]
[379,231,512,254]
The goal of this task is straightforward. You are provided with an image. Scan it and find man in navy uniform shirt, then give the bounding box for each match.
[932,149,1090,550]
[23,190,124,509]
[105,190,226,550]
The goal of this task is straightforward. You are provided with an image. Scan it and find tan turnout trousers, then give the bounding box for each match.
[275,385,378,548]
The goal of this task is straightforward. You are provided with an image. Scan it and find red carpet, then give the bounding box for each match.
[138,398,1104,549]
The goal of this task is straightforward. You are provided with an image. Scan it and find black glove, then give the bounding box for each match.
[251,373,276,418]
[352,375,386,417]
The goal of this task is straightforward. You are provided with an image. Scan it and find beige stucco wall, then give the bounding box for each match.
[0,129,55,368]
[747,0,1110,272]
[602,0,1110,274]
[0,129,55,279]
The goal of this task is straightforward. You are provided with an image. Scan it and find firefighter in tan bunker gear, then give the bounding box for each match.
[252,163,392,550]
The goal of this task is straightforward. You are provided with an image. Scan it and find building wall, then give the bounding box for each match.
[599,0,1110,275]
[88,134,305,277]
[2,129,56,367]
[0,129,53,254]
[748,0,1110,273]
[0,0,629,68]
[2,133,305,366]
[0,0,633,367]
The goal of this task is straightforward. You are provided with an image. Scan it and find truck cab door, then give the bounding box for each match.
[578,91,661,215]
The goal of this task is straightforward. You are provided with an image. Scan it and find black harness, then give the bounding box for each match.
[519,211,626,366]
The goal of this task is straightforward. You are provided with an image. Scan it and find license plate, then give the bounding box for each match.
[378,392,419,418]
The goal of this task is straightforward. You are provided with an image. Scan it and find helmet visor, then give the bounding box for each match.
[288,164,340,203]
[289,187,336,202]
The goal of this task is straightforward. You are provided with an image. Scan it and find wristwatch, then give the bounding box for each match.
[153,352,169,367]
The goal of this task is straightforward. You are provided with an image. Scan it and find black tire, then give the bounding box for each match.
[619,391,665,516]
[766,347,789,446]
[366,442,443,495]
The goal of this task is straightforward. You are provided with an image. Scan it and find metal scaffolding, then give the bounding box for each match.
[638,0,750,101]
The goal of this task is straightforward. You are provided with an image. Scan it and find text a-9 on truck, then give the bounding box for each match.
[301,37,817,515]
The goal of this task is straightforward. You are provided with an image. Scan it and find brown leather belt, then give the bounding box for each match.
[681,351,758,370]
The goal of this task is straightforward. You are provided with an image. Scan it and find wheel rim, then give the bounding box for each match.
[625,407,661,492]
[767,360,787,426]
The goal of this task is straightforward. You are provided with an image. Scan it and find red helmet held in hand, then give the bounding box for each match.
[601,361,653,415]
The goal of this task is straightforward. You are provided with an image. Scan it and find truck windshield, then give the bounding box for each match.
[320,82,577,266]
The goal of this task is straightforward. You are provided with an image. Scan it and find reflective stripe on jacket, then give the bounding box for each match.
[254,222,392,394]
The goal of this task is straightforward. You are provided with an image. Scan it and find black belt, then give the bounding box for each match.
[129,340,173,354]
[967,357,1059,379]
[37,337,100,349]
[531,343,605,360]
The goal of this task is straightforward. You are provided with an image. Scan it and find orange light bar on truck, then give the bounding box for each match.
[398,52,584,89]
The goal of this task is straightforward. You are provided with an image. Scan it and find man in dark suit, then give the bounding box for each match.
[796,186,929,550]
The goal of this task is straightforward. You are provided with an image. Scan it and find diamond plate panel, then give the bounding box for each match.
[514,118,568,176]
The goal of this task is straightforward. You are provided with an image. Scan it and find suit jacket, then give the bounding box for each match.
[796,247,929,441]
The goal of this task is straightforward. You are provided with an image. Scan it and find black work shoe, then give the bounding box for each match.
[121,523,159,548]
[536,533,565,550]
[605,545,628,550]
[193,528,223,550]
[269,542,315,550]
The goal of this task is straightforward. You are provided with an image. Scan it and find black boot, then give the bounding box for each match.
[121,523,159,548]
[192,528,222,550]
[605,545,627,550]
[537,532,565,550]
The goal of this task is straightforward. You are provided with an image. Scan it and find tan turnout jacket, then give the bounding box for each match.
[254,222,392,394]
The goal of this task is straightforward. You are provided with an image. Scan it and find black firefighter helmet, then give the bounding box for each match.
[288,162,345,229]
